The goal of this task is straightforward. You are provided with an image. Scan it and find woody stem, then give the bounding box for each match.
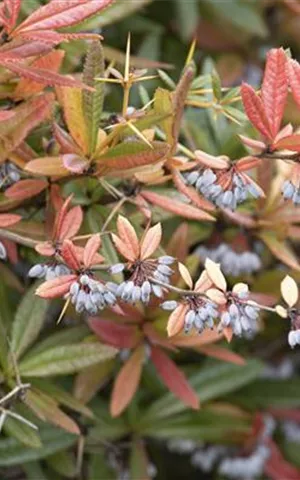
[0,229,38,248]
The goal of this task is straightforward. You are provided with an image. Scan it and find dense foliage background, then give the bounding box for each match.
[1,1,300,479]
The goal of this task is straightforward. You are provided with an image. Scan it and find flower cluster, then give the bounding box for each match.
[162,296,218,333]
[67,274,116,314]
[196,243,261,276]
[28,263,70,280]
[0,161,20,189]
[111,216,175,303]
[184,152,263,211]
[276,275,300,347]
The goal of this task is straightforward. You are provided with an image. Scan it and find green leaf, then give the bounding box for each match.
[83,41,105,154]
[3,415,41,448]
[23,462,48,480]
[11,284,49,359]
[45,450,76,478]
[0,427,76,466]
[25,325,89,359]
[129,438,149,479]
[228,379,300,409]
[283,442,300,469]
[142,360,262,421]
[211,69,222,101]
[88,452,117,480]
[203,0,268,38]
[19,342,118,377]
[174,0,199,41]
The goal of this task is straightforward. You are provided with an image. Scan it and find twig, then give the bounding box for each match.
[0,228,38,248]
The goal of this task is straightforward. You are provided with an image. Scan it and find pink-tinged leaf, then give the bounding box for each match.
[61,240,81,271]
[236,156,262,172]
[274,123,293,143]
[143,323,177,352]
[141,190,215,222]
[35,241,55,257]
[5,179,48,201]
[110,345,144,417]
[111,234,136,263]
[151,346,199,410]
[58,206,83,241]
[238,134,266,152]
[88,318,140,349]
[273,134,300,152]
[0,38,52,59]
[3,0,21,33]
[62,154,89,173]
[17,30,100,46]
[269,408,300,423]
[194,270,213,293]
[178,262,193,289]
[197,345,245,365]
[287,59,300,110]
[35,274,77,299]
[172,168,215,211]
[1,239,18,264]
[194,150,229,170]
[53,123,82,155]
[117,216,140,259]
[205,258,227,292]
[0,110,15,121]
[140,223,162,260]
[241,83,272,140]
[0,213,21,227]
[14,50,65,97]
[167,304,188,337]
[223,208,257,228]
[261,48,287,139]
[83,234,101,268]
[1,60,93,90]
[14,0,113,34]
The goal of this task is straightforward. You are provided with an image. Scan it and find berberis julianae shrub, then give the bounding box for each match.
[2,0,300,478]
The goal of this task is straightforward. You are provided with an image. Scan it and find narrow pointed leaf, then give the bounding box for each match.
[5,179,48,201]
[241,82,272,140]
[140,223,162,260]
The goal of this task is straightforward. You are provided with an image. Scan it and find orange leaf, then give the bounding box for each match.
[172,168,215,211]
[61,240,81,271]
[83,234,101,268]
[0,213,21,227]
[197,345,245,365]
[111,234,136,263]
[5,179,48,201]
[25,156,68,176]
[178,262,193,289]
[35,241,55,257]
[141,190,215,222]
[140,223,162,260]
[236,156,262,172]
[259,232,300,271]
[261,48,287,139]
[14,50,65,97]
[110,345,144,417]
[53,195,73,241]
[167,304,188,337]
[53,123,82,155]
[0,110,15,121]
[36,274,77,299]
[117,215,139,259]
[151,346,199,410]
[273,134,300,152]
[287,59,300,110]
[205,258,227,292]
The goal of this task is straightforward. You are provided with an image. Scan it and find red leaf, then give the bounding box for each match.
[261,48,287,139]
[265,440,300,480]
[141,190,215,222]
[58,206,83,241]
[83,234,101,268]
[36,274,77,299]
[35,242,56,257]
[53,195,73,241]
[1,239,18,264]
[287,59,300,110]
[110,346,144,417]
[111,234,136,263]
[150,346,199,410]
[88,318,140,349]
[0,213,21,227]
[241,82,272,140]
[5,179,48,201]
[3,0,21,33]
[61,240,81,271]
[14,0,113,34]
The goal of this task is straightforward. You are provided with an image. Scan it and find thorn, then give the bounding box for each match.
[185,38,197,66]
[124,32,131,82]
